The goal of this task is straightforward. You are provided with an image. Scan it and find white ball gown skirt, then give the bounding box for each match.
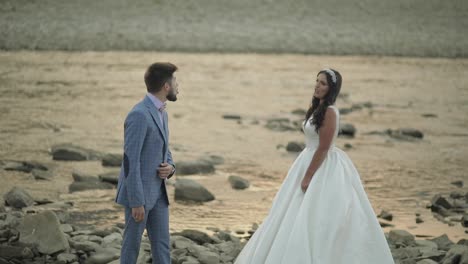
[234,145,395,264]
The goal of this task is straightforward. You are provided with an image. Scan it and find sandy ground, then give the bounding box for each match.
[0,51,467,241]
[0,0,467,57]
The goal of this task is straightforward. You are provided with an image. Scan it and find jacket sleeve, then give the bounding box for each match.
[167,147,175,179]
[123,110,147,208]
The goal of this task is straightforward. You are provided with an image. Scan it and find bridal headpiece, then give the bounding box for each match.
[323,68,337,84]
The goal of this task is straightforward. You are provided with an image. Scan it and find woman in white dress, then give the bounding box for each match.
[234,69,394,264]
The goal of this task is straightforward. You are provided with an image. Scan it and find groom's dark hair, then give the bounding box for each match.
[144,62,178,93]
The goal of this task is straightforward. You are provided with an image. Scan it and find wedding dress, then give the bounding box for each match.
[235,105,394,264]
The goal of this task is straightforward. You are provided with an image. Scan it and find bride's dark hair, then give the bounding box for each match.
[304,69,342,132]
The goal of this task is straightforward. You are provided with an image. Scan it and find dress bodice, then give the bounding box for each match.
[303,105,340,149]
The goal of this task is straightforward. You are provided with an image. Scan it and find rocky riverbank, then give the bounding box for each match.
[1,52,467,261]
[1,186,468,264]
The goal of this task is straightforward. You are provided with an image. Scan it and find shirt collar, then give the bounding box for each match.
[146,93,166,111]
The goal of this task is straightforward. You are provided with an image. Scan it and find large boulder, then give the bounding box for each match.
[175,179,215,203]
[177,161,215,175]
[3,186,34,209]
[18,211,69,255]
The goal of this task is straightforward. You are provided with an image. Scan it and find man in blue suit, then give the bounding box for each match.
[115,62,178,264]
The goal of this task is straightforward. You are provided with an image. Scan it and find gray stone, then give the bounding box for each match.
[430,234,454,251]
[178,230,214,245]
[339,123,356,137]
[286,141,305,152]
[0,199,4,213]
[98,171,119,185]
[215,241,241,261]
[391,247,421,260]
[86,247,120,264]
[0,245,34,259]
[3,186,34,209]
[90,229,114,238]
[431,195,453,209]
[171,235,195,249]
[177,160,216,175]
[265,118,296,132]
[32,169,53,180]
[451,180,464,188]
[339,107,354,115]
[222,114,241,120]
[441,245,468,264]
[69,181,114,193]
[450,191,465,199]
[101,154,122,167]
[60,224,74,233]
[101,233,122,248]
[421,113,438,118]
[378,210,393,221]
[198,250,220,264]
[462,214,468,227]
[57,253,78,263]
[200,155,225,166]
[71,241,101,252]
[399,128,424,139]
[418,248,446,262]
[89,235,103,244]
[18,211,69,255]
[178,255,200,264]
[291,109,307,115]
[415,240,438,250]
[171,248,188,258]
[416,260,438,264]
[228,176,250,190]
[72,171,99,182]
[175,179,215,203]
[69,171,114,192]
[51,143,103,161]
[389,230,415,245]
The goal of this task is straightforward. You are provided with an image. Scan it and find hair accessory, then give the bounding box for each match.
[323,68,337,84]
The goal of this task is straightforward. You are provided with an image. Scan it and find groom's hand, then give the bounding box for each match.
[158,163,173,179]
[132,206,145,223]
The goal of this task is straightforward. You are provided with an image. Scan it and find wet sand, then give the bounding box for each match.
[0,51,467,240]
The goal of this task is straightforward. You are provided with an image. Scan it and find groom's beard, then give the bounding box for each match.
[167,88,177,102]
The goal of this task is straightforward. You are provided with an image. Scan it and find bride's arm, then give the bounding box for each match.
[301,108,336,192]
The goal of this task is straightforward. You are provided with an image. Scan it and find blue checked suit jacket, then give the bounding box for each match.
[115,95,174,208]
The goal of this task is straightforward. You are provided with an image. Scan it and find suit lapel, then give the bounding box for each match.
[143,96,167,143]
[163,111,169,139]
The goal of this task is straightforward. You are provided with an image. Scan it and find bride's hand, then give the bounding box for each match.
[301,176,312,193]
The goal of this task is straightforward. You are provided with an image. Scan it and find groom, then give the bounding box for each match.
[115,62,179,263]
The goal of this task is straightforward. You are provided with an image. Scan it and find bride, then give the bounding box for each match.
[234,69,395,264]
